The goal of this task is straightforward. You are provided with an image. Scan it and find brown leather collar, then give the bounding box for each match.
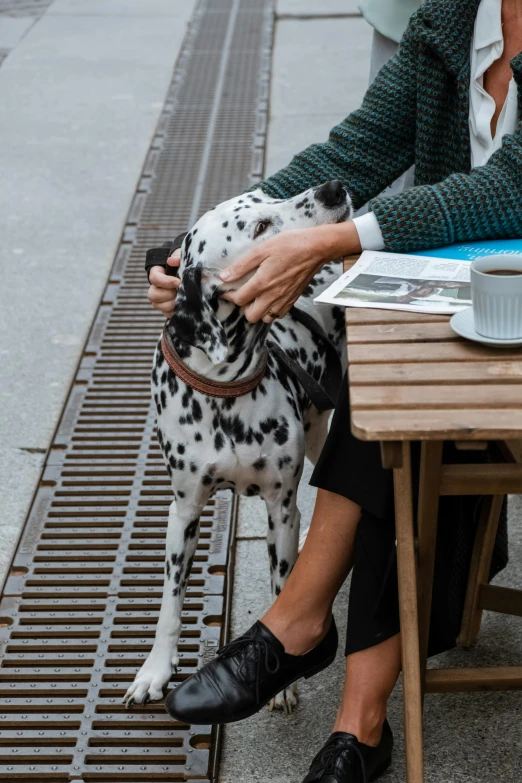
[161,326,268,399]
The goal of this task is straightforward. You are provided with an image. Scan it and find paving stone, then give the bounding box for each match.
[265,17,372,179]
[0,16,34,49]
[277,0,362,16]
[49,0,194,16]
[266,113,347,177]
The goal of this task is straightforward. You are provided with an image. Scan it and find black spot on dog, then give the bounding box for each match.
[222,221,228,228]
[190,462,198,473]
[268,514,274,531]
[178,490,185,498]
[198,240,206,254]
[160,390,167,410]
[253,458,266,471]
[227,235,232,242]
[202,474,213,486]
[168,371,178,396]
[184,518,199,541]
[268,543,277,570]
[165,559,171,579]
[237,221,245,231]
[192,400,203,422]
[274,481,282,489]
[195,432,202,442]
[214,432,225,451]
[274,421,289,445]
[279,559,289,578]
[177,444,185,454]
[246,484,260,496]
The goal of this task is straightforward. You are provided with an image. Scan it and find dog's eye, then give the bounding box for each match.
[253,220,271,239]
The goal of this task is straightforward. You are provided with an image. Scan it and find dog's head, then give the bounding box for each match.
[170,180,352,364]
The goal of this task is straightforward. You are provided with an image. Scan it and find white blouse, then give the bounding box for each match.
[353,0,519,250]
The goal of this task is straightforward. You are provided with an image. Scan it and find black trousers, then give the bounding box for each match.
[310,373,508,658]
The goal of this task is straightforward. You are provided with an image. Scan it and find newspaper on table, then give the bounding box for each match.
[314,250,472,315]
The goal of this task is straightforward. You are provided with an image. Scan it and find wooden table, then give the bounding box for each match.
[343,257,522,782]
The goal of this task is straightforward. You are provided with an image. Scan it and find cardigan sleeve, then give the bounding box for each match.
[370,127,522,252]
[253,23,420,210]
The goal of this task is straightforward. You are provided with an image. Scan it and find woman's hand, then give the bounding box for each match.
[147,250,181,318]
[220,222,361,323]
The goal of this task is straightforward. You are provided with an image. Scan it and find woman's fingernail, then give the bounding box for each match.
[219,269,231,281]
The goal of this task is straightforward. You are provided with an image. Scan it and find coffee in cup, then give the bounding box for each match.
[471,255,522,340]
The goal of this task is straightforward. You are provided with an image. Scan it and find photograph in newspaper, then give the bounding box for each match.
[315,251,473,315]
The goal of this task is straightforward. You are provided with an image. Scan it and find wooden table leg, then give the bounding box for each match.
[394,442,424,783]
[458,494,504,648]
[417,441,443,703]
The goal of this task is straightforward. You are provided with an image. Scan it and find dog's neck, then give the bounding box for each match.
[167,299,270,382]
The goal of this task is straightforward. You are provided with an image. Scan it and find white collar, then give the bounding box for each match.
[474,0,503,50]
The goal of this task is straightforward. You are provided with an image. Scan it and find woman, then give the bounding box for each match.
[148,0,522,780]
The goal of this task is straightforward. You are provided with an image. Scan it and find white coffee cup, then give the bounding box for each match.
[471,254,522,340]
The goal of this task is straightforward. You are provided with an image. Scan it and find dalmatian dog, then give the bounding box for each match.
[123,179,352,713]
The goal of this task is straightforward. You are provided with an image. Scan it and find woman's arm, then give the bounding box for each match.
[369,114,522,251]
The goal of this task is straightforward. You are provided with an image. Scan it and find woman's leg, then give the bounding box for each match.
[262,487,362,656]
[334,634,402,745]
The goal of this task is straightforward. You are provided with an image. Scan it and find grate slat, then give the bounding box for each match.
[0,0,274,779]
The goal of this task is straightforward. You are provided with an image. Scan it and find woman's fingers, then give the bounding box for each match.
[167,249,181,267]
[223,273,264,307]
[148,285,178,304]
[149,265,181,288]
[219,247,262,282]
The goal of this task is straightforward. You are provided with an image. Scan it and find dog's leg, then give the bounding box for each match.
[304,407,330,467]
[265,492,301,715]
[299,408,330,552]
[123,498,204,706]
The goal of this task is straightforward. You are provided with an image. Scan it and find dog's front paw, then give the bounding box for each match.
[122,657,173,708]
[268,682,299,715]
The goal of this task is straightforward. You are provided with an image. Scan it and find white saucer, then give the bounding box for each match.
[450,307,522,347]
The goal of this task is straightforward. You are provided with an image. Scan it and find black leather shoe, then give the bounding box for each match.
[165,617,338,724]
[302,721,393,783]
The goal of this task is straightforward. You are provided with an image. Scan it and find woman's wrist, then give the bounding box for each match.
[313,220,362,261]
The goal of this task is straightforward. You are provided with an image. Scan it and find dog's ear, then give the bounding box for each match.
[169,264,228,365]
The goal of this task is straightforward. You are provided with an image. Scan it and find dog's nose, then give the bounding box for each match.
[314,180,346,208]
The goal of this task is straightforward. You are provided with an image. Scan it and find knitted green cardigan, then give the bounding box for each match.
[256,0,522,252]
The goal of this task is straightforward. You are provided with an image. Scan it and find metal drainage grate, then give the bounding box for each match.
[0,0,274,780]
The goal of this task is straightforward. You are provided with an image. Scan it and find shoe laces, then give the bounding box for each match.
[217,633,281,705]
[315,739,367,783]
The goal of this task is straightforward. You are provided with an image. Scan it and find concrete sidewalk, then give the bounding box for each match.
[0,0,195,580]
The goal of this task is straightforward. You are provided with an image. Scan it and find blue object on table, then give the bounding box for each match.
[414,238,522,261]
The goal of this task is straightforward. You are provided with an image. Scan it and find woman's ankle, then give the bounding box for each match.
[261,605,332,656]
[332,703,387,747]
